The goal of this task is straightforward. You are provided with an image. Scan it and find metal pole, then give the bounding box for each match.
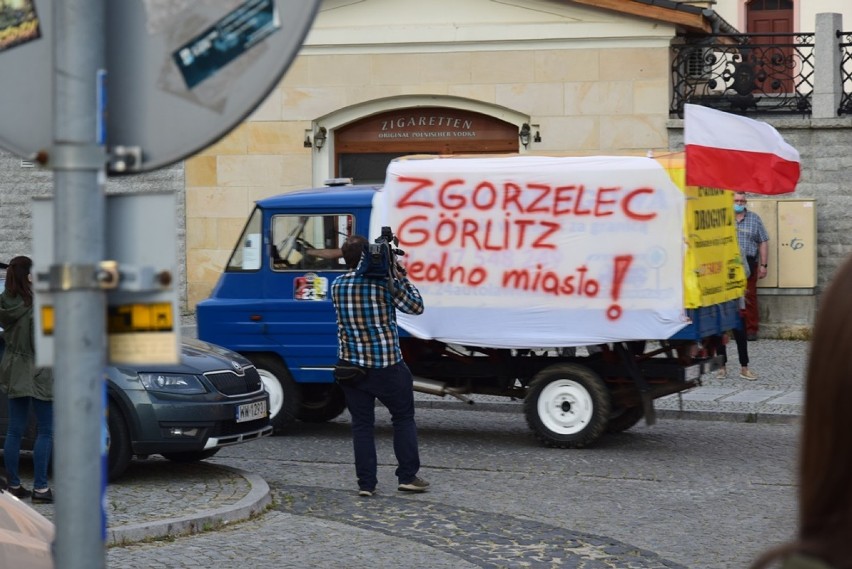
[52,0,107,567]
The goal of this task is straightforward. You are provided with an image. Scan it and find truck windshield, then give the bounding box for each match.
[225,207,263,272]
[270,213,352,271]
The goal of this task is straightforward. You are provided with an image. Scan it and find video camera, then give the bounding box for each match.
[356,226,406,279]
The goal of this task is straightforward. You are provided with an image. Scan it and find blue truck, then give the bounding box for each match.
[197,161,739,448]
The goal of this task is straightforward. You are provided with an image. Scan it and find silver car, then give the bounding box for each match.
[0,273,272,480]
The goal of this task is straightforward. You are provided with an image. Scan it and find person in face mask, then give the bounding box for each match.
[733,192,769,341]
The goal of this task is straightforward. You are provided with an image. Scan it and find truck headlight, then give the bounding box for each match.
[139,373,207,394]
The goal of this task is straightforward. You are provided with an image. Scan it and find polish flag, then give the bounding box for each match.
[684,103,800,194]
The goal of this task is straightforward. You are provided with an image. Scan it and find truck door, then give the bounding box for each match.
[264,212,352,383]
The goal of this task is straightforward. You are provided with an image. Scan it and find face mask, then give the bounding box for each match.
[733,204,745,214]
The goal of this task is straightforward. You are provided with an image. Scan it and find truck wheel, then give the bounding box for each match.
[107,401,133,482]
[297,383,347,423]
[606,406,644,434]
[248,354,301,433]
[524,364,610,448]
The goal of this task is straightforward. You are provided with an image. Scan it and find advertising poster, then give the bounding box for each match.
[656,153,746,308]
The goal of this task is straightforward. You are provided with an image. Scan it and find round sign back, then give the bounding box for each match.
[0,0,320,174]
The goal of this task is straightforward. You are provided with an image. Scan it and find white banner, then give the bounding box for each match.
[371,155,688,348]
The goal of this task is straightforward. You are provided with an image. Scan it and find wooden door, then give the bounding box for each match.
[746,0,794,93]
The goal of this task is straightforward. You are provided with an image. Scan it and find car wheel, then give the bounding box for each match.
[524,363,610,448]
[161,448,220,462]
[297,383,346,423]
[247,354,300,433]
[107,401,133,482]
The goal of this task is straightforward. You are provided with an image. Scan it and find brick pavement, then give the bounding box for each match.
[29,337,806,567]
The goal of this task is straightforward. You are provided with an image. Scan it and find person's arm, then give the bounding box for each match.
[757,240,769,279]
[391,276,424,315]
[305,248,342,260]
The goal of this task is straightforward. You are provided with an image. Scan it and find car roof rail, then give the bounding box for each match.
[323,178,354,187]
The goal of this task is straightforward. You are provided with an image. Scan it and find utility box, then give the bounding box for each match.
[777,200,817,287]
[747,199,778,288]
[749,198,817,289]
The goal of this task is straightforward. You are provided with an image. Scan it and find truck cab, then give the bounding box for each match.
[197,181,378,431]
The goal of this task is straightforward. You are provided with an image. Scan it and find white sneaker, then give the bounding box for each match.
[714,367,727,379]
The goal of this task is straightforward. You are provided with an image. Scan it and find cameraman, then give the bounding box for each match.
[330,234,427,497]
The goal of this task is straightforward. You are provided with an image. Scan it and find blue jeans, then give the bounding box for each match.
[4,397,53,490]
[340,361,420,491]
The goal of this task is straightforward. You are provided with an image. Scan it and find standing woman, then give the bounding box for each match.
[0,256,54,502]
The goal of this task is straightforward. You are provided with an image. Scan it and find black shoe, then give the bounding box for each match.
[7,485,31,499]
[398,477,430,493]
[32,489,53,503]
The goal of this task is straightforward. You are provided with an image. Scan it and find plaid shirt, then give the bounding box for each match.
[736,209,769,260]
[331,272,424,368]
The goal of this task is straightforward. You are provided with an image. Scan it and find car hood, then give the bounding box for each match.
[113,338,252,375]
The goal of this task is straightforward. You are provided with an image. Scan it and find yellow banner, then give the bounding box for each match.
[656,154,746,308]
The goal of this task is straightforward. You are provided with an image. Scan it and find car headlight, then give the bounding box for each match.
[138,373,207,394]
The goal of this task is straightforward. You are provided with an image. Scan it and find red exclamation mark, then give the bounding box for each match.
[607,255,633,321]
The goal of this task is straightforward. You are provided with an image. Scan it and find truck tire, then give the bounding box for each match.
[297,383,347,423]
[606,406,644,434]
[524,363,610,448]
[247,354,301,433]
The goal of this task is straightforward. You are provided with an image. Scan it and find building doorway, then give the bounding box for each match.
[745,0,794,93]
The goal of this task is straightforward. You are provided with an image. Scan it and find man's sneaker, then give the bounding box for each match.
[740,369,758,381]
[358,489,375,497]
[714,367,727,379]
[7,486,31,499]
[398,477,430,493]
[31,488,53,504]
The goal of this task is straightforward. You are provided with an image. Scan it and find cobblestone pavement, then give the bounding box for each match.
[31,337,805,568]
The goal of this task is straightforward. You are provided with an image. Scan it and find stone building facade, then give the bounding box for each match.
[1,1,850,338]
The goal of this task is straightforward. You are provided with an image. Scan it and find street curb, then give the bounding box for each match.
[107,465,271,546]
[412,399,801,425]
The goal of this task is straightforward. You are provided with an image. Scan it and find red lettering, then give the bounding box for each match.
[513,219,536,248]
[472,182,497,211]
[396,215,429,246]
[408,260,425,280]
[438,179,466,210]
[502,183,523,213]
[573,184,592,216]
[622,188,656,221]
[526,184,550,214]
[482,219,503,251]
[532,221,559,249]
[460,218,482,250]
[501,264,600,297]
[396,176,434,209]
[553,186,577,215]
[594,187,617,217]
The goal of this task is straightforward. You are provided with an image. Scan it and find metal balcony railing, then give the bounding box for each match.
[840,31,852,116]
[671,32,814,117]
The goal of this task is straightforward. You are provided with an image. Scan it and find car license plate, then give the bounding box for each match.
[684,364,701,381]
[236,400,267,423]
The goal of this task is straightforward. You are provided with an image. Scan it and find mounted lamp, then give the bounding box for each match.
[518,123,531,148]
